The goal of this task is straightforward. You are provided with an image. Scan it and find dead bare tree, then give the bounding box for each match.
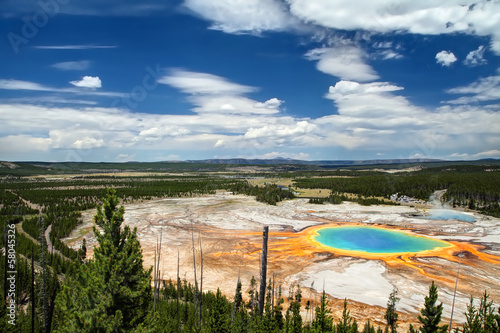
[191,221,200,328]
[198,233,203,327]
[258,225,269,316]
[39,214,48,333]
[153,227,163,312]
[31,246,35,333]
[231,270,241,326]
[176,249,180,315]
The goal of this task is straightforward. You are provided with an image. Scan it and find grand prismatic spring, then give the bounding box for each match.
[313,225,452,254]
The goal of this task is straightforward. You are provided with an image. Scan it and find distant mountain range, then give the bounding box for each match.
[186,158,443,166]
[1,158,499,177]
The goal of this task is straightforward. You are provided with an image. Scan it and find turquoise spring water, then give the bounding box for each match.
[314,226,451,254]
[426,209,475,222]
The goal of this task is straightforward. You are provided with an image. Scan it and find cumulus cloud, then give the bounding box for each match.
[254,98,283,109]
[70,76,102,88]
[52,61,91,71]
[327,80,404,97]
[182,0,299,34]
[305,46,379,82]
[464,45,487,66]
[287,1,500,54]
[435,51,457,66]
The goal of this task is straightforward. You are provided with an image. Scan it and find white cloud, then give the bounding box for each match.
[72,137,104,149]
[0,78,124,97]
[373,49,403,60]
[449,150,500,160]
[287,0,500,54]
[214,139,225,148]
[116,154,135,162]
[237,151,311,160]
[159,70,283,115]
[0,135,51,153]
[34,45,117,50]
[446,72,500,104]
[254,98,283,109]
[159,70,255,95]
[70,76,102,88]
[244,120,316,139]
[183,0,299,34]
[305,46,379,82]
[327,80,404,97]
[0,79,53,91]
[435,51,457,67]
[464,45,487,66]
[52,61,91,71]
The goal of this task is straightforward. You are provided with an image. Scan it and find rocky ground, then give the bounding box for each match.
[64,193,500,330]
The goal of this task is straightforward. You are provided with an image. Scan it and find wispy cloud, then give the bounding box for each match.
[51,61,91,71]
[159,70,256,95]
[0,78,124,97]
[34,45,116,50]
[158,70,283,115]
[464,45,487,66]
[446,71,500,104]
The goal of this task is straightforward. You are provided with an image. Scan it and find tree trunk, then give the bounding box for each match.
[176,249,180,315]
[258,225,269,316]
[31,247,35,333]
[40,215,49,333]
[198,234,203,327]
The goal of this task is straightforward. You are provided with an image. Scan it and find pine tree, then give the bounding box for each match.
[313,290,333,332]
[290,284,303,333]
[207,289,230,333]
[53,189,153,332]
[385,288,400,333]
[336,299,357,333]
[417,281,448,333]
[463,297,481,333]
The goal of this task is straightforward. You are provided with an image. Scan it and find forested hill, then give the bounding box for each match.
[1,158,500,177]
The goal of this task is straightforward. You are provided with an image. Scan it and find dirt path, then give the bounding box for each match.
[15,222,40,244]
[8,189,71,261]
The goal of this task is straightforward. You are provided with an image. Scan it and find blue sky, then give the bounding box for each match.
[1,0,499,162]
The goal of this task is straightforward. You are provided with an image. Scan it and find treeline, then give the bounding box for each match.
[230,183,295,205]
[294,166,500,216]
[309,194,399,206]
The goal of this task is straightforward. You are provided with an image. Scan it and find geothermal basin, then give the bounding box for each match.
[65,193,500,329]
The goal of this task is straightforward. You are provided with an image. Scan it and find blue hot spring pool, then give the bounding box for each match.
[426,209,475,222]
[314,226,451,254]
